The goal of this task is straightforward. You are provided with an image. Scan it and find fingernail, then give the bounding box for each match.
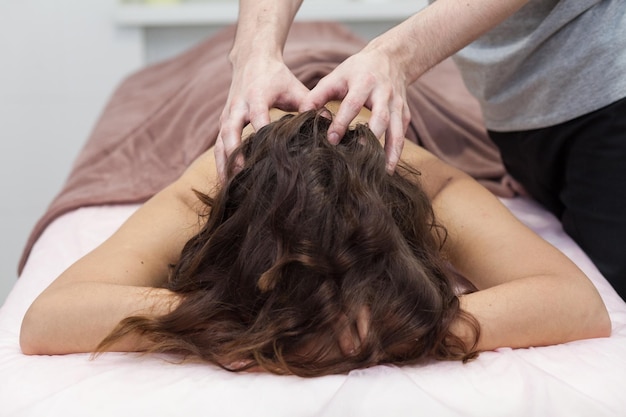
[328,132,339,144]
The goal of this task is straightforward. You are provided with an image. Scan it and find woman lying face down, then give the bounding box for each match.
[99,110,479,375]
[20,106,611,378]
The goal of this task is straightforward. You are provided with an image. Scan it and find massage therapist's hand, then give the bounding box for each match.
[215,55,309,180]
[301,44,411,173]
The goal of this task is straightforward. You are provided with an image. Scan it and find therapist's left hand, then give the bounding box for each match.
[300,46,411,173]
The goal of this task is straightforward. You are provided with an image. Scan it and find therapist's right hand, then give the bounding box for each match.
[215,56,309,181]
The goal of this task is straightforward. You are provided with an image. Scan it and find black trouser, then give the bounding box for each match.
[489,97,626,301]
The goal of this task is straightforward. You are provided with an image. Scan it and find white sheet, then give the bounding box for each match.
[1,198,625,417]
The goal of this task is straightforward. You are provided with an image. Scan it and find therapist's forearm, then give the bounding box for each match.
[367,0,529,84]
[231,0,304,63]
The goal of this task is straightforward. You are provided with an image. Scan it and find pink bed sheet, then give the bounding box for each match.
[1,198,625,417]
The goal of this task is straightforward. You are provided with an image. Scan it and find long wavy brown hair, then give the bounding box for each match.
[98,110,479,377]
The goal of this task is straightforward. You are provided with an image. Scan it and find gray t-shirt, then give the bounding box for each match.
[430,0,626,131]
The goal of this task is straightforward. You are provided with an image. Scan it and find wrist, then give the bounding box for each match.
[364,35,412,86]
[230,0,302,67]
[365,20,432,86]
[228,45,283,70]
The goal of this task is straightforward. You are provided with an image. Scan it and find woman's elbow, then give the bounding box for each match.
[19,294,66,355]
[19,304,47,355]
[586,298,612,339]
[575,282,612,341]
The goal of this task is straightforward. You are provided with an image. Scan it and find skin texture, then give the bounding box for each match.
[21,103,611,365]
[215,0,530,177]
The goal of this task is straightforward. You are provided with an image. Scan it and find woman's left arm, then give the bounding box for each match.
[403,141,611,351]
[20,149,220,355]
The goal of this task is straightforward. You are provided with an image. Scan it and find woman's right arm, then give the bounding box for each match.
[400,141,611,351]
[20,150,220,355]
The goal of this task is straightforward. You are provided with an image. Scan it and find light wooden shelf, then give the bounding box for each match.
[116,1,426,26]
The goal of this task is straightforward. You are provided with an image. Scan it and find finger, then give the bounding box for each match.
[336,313,360,356]
[384,105,406,174]
[216,128,243,183]
[356,305,370,343]
[215,131,246,184]
[300,77,346,113]
[366,89,392,139]
[247,101,272,132]
[232,152,245,177]
[220,117,247,156]
[402,102,411,134]
[329,91,371,144]
[217,108,248,178]
[214,135,228,184]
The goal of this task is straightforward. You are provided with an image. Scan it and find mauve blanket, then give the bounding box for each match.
[19,22,510,274]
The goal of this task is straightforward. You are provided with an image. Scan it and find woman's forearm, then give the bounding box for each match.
[453,274,611,352]
[20,283,179,355]
[368,0,529,84]
[230,0,303,64]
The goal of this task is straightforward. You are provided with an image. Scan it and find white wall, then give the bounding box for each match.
[0,0,142,305]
